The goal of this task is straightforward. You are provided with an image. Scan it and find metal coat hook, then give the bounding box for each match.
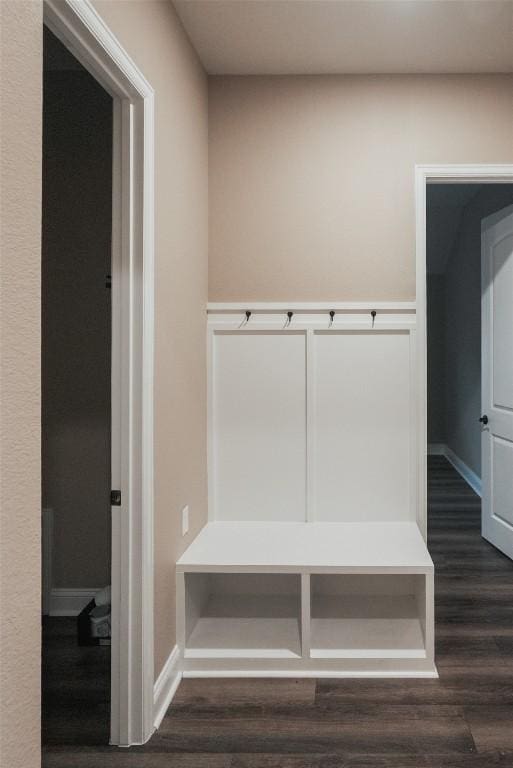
[371,310,377,328]
[284,311,294,328]
[239,310,252,328]
[329,310,335,328]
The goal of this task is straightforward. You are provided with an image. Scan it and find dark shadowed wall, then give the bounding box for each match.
[42,29,112,589]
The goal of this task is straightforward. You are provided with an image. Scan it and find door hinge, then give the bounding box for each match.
[110,489,122,506]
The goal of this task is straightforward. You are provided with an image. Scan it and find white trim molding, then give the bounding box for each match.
[428,444,482,497]
[43,0,155,747]
[49,588,99,617]
[427,443,446,456]
[183,669,438,679]
[207,301,416,313]
[153,646,183,731]
[415,165,513,539]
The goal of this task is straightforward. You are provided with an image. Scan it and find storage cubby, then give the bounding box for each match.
[184,572,302,659]
[310,574,427,659]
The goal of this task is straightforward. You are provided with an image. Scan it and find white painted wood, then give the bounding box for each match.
[43,0,155,746]
[415,164,513,541]
[49,588,99,617]
[202,302,431,676]
[208,313,416,526]
[300,573,311,659]
[314,331,412,522]
[184,573,302,659]
[208,302,417,312]
[310,575,426,659]
[208,311,416,333]
[186,614,302,659]
[212,332,307,521]
[177,522,433,573]
[153,645,182,731]
[183,669,438,678]
[177,523,435,677]
[305,331,316,522]
[482,204,513,560]
[310,615,425,659]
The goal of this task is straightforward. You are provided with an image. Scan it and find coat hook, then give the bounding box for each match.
[371,310,377,328]
[284,311,294,328]
[329,310,335,328]
[239,310,252,328]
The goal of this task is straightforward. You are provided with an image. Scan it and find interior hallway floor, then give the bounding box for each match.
[42,455,513,767]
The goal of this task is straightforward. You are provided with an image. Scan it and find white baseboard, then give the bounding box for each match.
[183,669,439,679]
[427,443,446,456]
[444,446,482,497]
[427,443,482,497]
[153,645,182,730]
[49,588,99,616]
[42,507,54,615]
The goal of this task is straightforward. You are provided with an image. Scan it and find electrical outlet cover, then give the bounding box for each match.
[182,505,189,536]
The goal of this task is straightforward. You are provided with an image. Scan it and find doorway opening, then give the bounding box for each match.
[41,25,113,746]
[424,176,513,666]
[41,0,155,746]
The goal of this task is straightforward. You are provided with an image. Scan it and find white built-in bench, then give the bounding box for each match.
[177,521,435,677]
[176,305,436,678]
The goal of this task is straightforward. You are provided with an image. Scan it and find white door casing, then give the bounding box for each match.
[481,205,513,560]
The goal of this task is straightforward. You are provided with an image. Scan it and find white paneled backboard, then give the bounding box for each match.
[208,307,416,524]
[314,331,412,521]
[212,331,307,521]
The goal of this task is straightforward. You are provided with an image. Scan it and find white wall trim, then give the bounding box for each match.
[445,446,482,498]
[428,443,482,497]
[427,443,446,456]
[43,0,155,747]
[415,165,513,539]
[183,670,438,679]
[153,646,182,731]
[49,588,99,617]
[208,301,416,313]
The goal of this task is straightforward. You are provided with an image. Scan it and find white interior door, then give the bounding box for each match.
[482,204,513,559]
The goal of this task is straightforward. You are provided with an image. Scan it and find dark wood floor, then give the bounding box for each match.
[42,456,513,767]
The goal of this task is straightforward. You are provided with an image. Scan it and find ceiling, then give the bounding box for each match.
[173,0,513,75]
[426,185,483,275]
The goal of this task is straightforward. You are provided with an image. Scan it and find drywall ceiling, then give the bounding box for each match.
[173,0,513,75]
[426,185,483,275]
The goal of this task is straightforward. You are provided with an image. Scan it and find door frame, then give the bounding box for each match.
[43,0,155,746]
[415,164,513,539]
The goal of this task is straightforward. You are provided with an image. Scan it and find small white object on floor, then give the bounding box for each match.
[94,585,111,607]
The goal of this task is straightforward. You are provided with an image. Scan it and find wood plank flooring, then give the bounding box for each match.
[42,456,513,766]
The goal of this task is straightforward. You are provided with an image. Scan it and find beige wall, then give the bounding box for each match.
[92,0,209,677]
[0,2,42,767]
[209,75,513,301]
